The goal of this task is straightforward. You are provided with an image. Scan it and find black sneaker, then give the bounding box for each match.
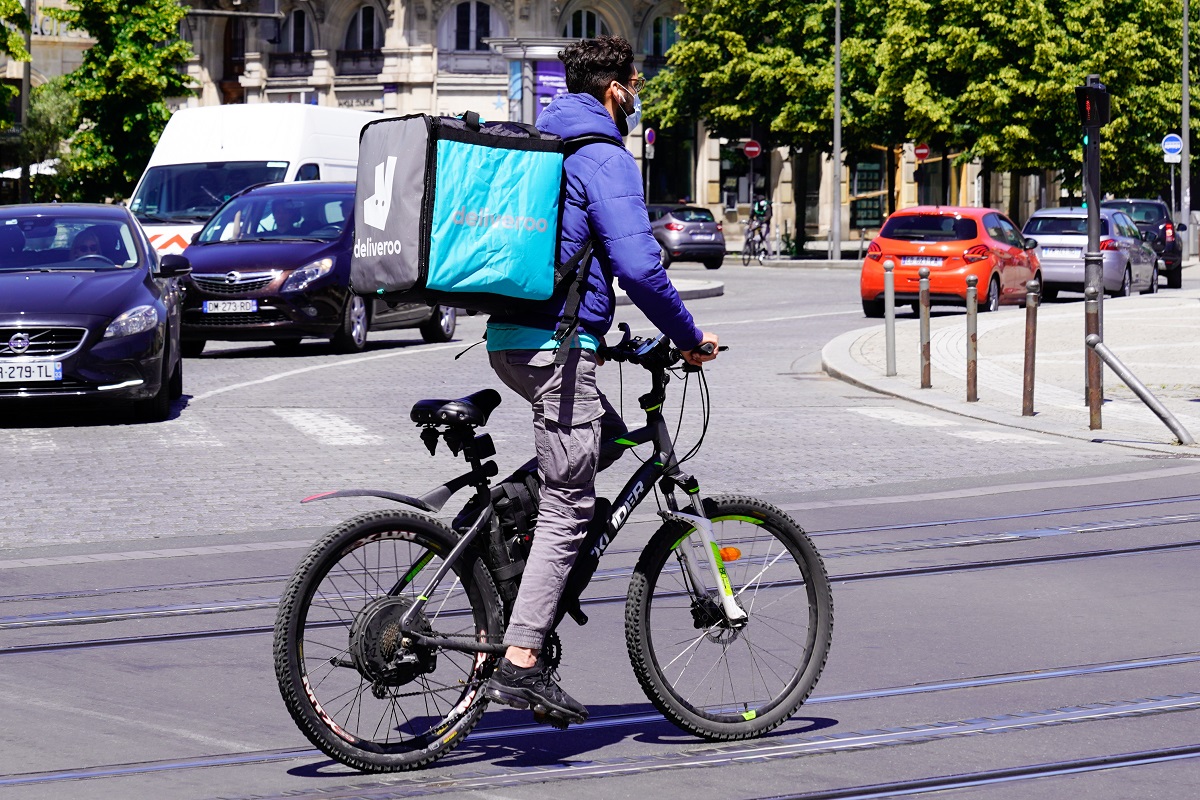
[486,657,589,725]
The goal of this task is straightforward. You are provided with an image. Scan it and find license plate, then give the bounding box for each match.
[692,233,715,240]
[0,362,62,382]
[901,256,943,267]
[203,300,258,313]
[1041,247,1081,258]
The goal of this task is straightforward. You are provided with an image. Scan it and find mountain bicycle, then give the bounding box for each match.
[742,217,770,265]
[272,324,834,772]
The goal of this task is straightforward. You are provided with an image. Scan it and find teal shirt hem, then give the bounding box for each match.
[485,322,599,352]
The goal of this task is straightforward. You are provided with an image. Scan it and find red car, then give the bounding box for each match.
[859,206,1041,317]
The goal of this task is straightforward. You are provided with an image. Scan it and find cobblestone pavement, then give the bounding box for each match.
[0,265,1145,549]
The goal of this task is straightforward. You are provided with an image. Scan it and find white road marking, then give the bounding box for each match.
[272,408,383,446]
[0,540,313,570]
[849,407,960,428]
[155,415,223,447]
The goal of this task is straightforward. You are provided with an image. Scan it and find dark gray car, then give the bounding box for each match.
[647,205,725,269]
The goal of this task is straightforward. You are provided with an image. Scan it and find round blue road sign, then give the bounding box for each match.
[1162,133,1184,155]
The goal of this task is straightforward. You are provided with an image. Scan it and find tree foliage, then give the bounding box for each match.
[20,76,79,201]
[49,0,193,200]
[0,0,31,129]
[649,0,1192,197]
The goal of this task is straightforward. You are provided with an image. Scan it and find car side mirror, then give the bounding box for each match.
[158,253,191,278]
[1178,223,1188,232]
[190,231,200,244]
[1023,237,1038,250]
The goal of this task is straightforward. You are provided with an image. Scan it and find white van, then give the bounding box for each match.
[129,104,380,254]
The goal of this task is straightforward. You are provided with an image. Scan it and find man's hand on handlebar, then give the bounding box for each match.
[682,331,719,367]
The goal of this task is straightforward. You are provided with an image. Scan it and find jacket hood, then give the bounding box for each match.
[536,93,623,141]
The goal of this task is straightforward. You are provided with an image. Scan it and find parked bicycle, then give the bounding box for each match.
[742,217,770,265]
[273,324,834,772]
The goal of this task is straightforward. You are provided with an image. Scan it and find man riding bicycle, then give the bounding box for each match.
[483,35,719,726]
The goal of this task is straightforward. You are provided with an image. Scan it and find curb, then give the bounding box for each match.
[759,259,862,271]
[820,325,1198,456]
[616,279,724,306]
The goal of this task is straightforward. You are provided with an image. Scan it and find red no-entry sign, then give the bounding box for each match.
[914,142,930,160]
[743,140,762,158]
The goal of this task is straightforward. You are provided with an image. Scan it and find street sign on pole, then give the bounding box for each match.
[743,139,762,158]
[914,142,931,160]
[1166,153,1182,163]
[645,128,656,146]
[1163,133,1184,155]
[645,144,655,160]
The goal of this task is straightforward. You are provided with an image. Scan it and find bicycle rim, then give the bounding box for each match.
[626,496,833,739]
[274,510,502,771]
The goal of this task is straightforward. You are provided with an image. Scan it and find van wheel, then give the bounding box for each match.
[420,305,456,343]
[332,295,369,353]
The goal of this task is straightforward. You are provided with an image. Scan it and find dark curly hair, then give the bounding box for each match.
[558,35,635,103]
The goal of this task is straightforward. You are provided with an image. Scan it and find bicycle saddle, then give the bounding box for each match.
[410,389,502,427]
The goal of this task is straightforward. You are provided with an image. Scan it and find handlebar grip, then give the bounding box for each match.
[697,343,716,356]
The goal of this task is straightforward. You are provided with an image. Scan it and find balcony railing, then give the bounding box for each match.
[437,51,507,75]
[268,52,313,78]
[337,49,384,76]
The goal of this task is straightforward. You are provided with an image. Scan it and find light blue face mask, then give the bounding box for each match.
[618,85,642,133]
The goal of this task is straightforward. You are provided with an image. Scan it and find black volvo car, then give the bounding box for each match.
[0,204,189,421]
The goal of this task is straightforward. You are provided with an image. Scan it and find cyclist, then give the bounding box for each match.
[751,194,771,241]
[483,35,719,726]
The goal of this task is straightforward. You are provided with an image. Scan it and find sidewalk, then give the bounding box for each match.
[822,284,1200,454]
[615,276,724,306]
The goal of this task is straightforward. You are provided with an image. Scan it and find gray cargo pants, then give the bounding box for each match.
[489,347,627,650]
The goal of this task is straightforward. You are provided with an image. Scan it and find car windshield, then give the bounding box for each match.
[1103,202,1167,224]
[1023,216,1110,236]
[670,207,715,223]
[0,213,140,272]
[196,190,353,244]
[879,214,978,242]
[129,161,290,222]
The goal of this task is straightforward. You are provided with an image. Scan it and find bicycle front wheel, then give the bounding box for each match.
[625,495,833,740]
[741,239,753,266]
[274,509,504,772]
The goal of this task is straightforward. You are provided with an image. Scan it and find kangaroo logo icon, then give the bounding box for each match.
[363,156,397,231]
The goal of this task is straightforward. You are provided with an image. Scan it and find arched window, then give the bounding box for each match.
[561,9,609,38]
[438,1,507,53]
[280,9,312,53]
[645,15,677,57]
[344,6,384,51]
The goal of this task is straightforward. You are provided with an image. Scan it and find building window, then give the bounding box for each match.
[645,15,677,57]
[344,6,383,51]
[437,1,507,71]
[280,9,313,53]
[562,9,609,38]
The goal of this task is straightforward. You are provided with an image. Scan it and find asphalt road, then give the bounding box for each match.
[3,263,1199,799]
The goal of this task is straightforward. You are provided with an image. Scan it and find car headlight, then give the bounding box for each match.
[103,305,159,339]
[281,257,335,293]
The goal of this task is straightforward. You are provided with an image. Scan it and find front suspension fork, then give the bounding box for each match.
[662,490,748,627]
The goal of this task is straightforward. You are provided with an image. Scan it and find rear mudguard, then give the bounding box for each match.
[301,489,435,512]
[300,460,498,514]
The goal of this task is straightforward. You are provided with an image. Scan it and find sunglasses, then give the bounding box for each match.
[627,76,646,93]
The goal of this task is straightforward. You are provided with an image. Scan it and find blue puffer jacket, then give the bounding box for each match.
[492,93,703,351]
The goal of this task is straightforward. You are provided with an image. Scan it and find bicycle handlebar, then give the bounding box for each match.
[600,324,726,372]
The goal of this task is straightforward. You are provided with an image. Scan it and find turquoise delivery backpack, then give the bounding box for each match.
[350,111,620,352]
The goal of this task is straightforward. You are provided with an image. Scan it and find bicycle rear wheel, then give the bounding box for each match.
[625,495,833,740]
[274,509,504,772]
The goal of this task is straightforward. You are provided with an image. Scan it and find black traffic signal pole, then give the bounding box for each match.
[1075,74,1110,428]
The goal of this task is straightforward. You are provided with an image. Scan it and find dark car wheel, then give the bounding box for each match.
[1167,267,1183,289]
[982,275,1000,312]
[1111,267,1132,298]
[169,357,183,400]
[659,242,673,269]
[420,305,457,343]
[1042,285,1059,302]
[861,298,884,318]
[331,295,369,353]
[274,339,305,353]
[135,359,173,423]
[703,257,723,270]
[182,340,206,358]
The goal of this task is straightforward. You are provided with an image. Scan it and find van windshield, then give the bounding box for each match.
[195,189,353,244]
[129,161,290,223]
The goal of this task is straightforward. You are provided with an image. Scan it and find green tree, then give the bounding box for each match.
[19,76,79,201]
[49,0,193,200]
[0,0,31,129]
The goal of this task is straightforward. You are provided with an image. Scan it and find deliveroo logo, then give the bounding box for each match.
[363,157,397,231]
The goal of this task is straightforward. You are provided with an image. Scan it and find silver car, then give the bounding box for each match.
[1022,207,1158,300]
[647,205,725,269]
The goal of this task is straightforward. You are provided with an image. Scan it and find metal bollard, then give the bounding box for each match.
[965,275,978,402]
[1084,286,1103,430]
[1086,335,1195,445]
[884,260,897,376]
[919,267,931,388]
[1022,280,1040,416]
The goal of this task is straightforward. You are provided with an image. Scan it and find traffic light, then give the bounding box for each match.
[1075,77,1110,128]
